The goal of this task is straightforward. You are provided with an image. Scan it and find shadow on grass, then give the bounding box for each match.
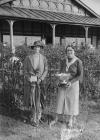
[0,91,55,127]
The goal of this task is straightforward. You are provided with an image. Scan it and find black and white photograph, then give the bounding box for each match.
[0,0,100,140]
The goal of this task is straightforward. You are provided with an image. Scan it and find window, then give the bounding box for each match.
[49,2,57,11]
[58,3,64,12]
[65,4,71,12]
[22,0,30,7]
[73,5,78,14]
[31,0,39,8]
[12,0,21,6]
[40,1,48,10]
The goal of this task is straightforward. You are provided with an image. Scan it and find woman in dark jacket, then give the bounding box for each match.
[50,45,83,128]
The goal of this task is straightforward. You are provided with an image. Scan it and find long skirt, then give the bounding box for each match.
[24,81,45,109]
[56,81,79,116]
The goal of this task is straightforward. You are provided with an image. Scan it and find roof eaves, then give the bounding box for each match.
[75,0,100,18]
[0,6,100,27]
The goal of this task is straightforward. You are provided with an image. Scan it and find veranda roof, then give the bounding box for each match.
[0,0,13,5]
[0,6,100,27]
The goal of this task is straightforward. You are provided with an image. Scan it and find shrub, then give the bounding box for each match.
[0,43,100,109]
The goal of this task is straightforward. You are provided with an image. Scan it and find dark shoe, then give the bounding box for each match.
[49,120,57,128]
[30,121,38,127]
[29,117,37,127]
[68,120,73,129]
[65,121,69,128]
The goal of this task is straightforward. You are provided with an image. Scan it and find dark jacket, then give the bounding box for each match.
[60,58,83,84]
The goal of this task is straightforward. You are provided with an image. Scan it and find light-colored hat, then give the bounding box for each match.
[30,40,45,49]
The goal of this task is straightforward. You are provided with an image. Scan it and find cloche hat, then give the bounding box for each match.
[30,40,45,49]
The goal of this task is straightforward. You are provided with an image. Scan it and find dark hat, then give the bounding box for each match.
[65,44,75,52]
[30,40,45,49]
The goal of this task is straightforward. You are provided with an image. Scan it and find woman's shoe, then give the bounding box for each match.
[49,119,57,128]
[30,116,38,127]
[65,121,69,128]
[30,121,38,127]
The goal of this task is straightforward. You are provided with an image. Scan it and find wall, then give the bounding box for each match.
[3,35,41,47]
[92,36,97,48]
[60,37,91,47]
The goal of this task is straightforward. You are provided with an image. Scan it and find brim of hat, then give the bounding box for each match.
[30,45,44,49]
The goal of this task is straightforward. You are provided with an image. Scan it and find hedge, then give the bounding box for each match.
[0,43,100,109]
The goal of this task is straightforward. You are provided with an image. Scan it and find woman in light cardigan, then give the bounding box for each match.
[24,40,48,126]
[50,45,83,128]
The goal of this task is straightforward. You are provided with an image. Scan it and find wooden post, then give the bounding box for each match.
[50,24,56,47]
[0,32,3,43]
[84,26,89,46]
[7,20,15,54]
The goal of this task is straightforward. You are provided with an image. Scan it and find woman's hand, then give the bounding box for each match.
[37,78,42,84]
[29,76,37,82]
[66,82,71,88]
[59,76,65,81]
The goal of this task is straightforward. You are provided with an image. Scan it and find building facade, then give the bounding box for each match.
[0,0,100,53]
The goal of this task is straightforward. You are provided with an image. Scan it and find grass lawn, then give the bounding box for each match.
[0,100,100,140]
